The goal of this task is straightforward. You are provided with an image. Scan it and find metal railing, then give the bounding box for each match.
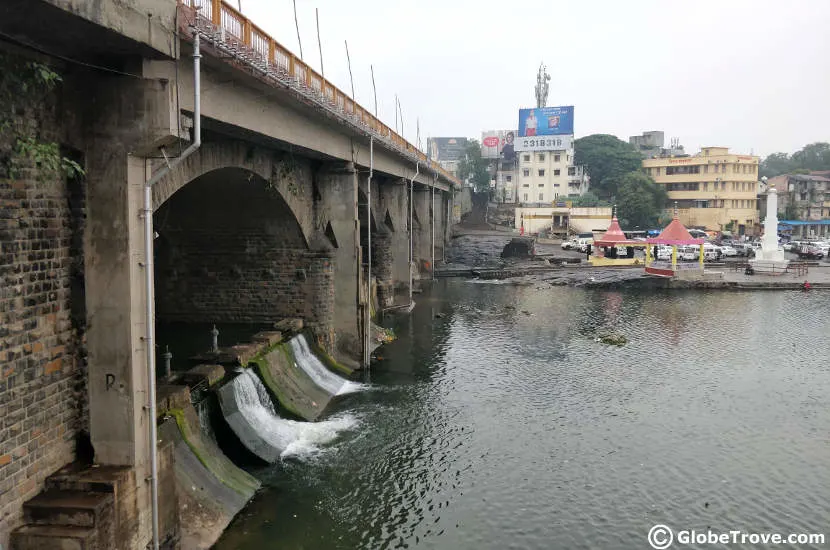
[177,0,458,188]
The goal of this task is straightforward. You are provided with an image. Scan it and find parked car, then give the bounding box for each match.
[678,245,698,261]
[719,245,738,257]
[561,238,579,250]
[796,243,825,260]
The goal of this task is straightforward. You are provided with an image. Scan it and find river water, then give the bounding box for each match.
[214,281,830,549]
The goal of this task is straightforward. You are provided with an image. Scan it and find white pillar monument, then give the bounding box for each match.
[750,177,789,271]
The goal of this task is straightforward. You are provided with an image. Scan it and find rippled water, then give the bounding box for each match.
[214,282,830,549]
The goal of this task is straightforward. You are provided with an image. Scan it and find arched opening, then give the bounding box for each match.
[152,167,332,373]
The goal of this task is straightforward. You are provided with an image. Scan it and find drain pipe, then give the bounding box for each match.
[409,161,419,308]
[364,137,373,367]
[431,174,436,280]
[142,30,201,550]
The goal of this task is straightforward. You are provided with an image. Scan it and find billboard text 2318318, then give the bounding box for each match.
[518,106,574,137]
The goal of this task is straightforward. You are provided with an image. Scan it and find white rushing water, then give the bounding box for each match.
[233,369,357,459]
[289,335,365,396]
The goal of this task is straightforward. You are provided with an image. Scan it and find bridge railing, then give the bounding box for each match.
[178,0,457,187]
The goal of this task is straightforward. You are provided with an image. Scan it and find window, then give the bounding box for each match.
[506,175,512,182]
[554,183,560,187]
[704,165,709,173]
[554,169,561,176]
[568,167,576,176]
[523,193,528,201]
[703,182,708,191]
[554,154,561,162]
[656,167,662,176]
[538,169,545,176]
[522,183,529,188]
[538,193,544,201]
[522,169,530,177]
[523,155,531,162]
[538,153,545,161]
[538,184,545,188]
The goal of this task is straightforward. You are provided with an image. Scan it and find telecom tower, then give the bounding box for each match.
[535,63,550,108]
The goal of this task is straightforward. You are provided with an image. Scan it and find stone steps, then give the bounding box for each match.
[10,465,132,550]
[11,524,97,550]
[23,489,113,528]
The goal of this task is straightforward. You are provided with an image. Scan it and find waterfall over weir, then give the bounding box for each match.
[222,369,358,461]
[289,335,365,396]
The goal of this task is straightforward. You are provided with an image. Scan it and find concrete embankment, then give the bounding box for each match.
[157,371,261,550]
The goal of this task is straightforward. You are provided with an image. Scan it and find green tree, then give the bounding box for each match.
[456,139,491,192]
[759,152,793,178]
[574,134,643,198]
[790,142,830,171]
[569,190,608,207]
[615,171,667,229]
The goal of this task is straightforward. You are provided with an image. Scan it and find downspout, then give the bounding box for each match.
[431,174,436,280]
[409,161,419,307]
[142,30,201,550]
[364,137,373,367]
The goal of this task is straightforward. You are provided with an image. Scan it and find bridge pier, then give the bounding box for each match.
[83,72,182,549]
[315,162,362,361]
[374,179,411,308]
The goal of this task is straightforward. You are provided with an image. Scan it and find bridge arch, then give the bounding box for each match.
[152,141,314,247]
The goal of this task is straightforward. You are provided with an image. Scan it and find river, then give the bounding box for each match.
[214,281,830,549]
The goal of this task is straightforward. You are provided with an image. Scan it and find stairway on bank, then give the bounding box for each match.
[10,464,132,550]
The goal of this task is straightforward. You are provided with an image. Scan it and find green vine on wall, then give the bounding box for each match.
[0,51,85,180]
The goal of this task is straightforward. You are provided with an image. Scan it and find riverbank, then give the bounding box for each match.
[441,229,830,290]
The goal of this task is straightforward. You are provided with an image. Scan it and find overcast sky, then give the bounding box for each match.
[239,0,830,158]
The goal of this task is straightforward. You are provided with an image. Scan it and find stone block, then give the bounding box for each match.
[274,318,303,333]
[179,364,226,388]
[251,331,283,346]
[156,384,192,414]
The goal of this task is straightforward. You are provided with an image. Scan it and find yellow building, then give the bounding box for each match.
[643,147,760,234]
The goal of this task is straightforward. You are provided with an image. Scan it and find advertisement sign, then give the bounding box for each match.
[518,105,574,137]
[480,130,518,161]
[514,134,573,152]
[427,137,468,162]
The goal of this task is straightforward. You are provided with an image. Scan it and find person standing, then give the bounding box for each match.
[525,110,538,136]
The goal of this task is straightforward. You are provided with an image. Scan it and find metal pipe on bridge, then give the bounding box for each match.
[142,28,202,550]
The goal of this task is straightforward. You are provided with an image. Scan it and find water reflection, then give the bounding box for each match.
[215,282,830,550]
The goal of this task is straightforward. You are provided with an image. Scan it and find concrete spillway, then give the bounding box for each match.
[217,369,357,462]
[289,335,364,396]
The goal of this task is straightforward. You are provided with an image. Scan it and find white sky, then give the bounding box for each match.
[239,0,830,158]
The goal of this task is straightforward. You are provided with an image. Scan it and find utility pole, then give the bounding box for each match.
[293,0,303,61]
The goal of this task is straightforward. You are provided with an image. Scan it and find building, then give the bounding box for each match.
[759,171,830,238]
[630,130,685,158]
[516,205,612,236]
[643,146,760,235]
[517,148,574,204]
[481,130,518,203]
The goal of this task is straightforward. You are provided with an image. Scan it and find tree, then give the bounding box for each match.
[615,171,667,229]
[569,190,608,207]
[759,152,793,178]
[760,143,830,178]
[574,134,643,199]
[456,139,490,192]
[790,142,830,171]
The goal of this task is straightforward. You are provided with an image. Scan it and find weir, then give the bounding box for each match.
[289,335,364,396]
[217,369,357,462]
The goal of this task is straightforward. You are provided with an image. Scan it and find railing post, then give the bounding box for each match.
[268,39,275,65]
[243,18,252,46]
[211,0,221,25]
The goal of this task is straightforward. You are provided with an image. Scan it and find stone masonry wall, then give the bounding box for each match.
[154,169,334,333]
[0,161,87,544]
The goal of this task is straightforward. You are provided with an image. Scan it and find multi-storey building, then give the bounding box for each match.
[643,146,760,235]
[759,172,830,238]
[517,149,576,204]
[629,130,685,159]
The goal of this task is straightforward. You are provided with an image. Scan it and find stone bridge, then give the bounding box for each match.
[0,0,459,547]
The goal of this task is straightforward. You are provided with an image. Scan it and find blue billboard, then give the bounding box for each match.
[518,106,574,137]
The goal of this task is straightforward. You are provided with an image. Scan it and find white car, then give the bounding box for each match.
[561,238,579,250]
[719,245,738,257]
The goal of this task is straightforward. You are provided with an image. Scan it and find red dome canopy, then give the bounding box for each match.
[647,214,704,245]
[595,217,637,246]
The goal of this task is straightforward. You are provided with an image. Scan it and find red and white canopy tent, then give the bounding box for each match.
[645,213,705,277]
